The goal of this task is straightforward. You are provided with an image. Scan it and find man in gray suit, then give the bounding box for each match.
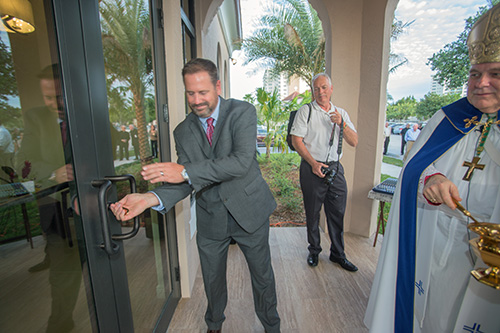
[111,58,280,333]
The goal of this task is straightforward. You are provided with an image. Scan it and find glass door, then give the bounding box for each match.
[0,0,179,331]
[0,0,96,331]
[96,0,180,331]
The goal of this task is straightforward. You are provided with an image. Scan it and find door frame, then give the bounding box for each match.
[51,0,180,331]
[148,0,181,330]
[53,0,134,331]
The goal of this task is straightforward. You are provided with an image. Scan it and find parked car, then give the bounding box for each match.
[257,127,267,147]
[390,123,405,134]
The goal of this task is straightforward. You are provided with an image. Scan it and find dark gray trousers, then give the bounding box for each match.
[299,160,347,260]
[196,212,280,332]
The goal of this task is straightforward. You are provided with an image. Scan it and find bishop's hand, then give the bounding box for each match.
[423,174,462,209]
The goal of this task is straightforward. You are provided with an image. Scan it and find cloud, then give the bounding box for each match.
[232,0,488,101]
[388,0,487,101]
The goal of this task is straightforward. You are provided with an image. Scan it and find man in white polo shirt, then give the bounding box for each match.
[290,73,358,271]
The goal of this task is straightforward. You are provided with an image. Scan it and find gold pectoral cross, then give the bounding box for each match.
[462,156,485,181]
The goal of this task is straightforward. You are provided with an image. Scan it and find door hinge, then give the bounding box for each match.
[157,8,164,29]
[163,104,169,123]
[175,267,180,281]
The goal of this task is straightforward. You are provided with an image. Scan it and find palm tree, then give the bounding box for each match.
[0,39,21,128]
[106,78,133,124]
[389,19,414,74]
[255,88,289,158]
[240,0,325,90]
[99,0,153,165]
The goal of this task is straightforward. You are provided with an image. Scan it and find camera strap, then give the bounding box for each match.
[324,111,344,176]
[329,119,344,156]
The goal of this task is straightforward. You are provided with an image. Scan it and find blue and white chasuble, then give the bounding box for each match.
[365,98,500,332]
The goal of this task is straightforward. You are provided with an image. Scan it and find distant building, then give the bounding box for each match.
[263,70,289,99]
[262,71,310,102]
[430,79,444,95]
[430,78,466,97]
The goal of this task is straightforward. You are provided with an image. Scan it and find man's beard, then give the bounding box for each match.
[190,103,213,117]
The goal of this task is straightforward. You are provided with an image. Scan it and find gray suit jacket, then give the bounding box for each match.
[18,106,67,187]
[153,97,276,239]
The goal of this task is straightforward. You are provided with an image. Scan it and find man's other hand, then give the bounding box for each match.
[142,162,185,184]
[109,192,159,221]
[312,161,328,178]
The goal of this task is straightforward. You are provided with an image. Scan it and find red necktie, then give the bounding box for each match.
[206,117,214,146]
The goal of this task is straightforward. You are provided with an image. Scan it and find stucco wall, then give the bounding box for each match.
[163,0,200,298]
[309,0,397,237]
[200,7,232,98]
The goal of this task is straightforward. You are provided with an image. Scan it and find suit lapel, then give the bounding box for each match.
[186,97,227,156]
[188,114,211,157]
[211,97,227,148]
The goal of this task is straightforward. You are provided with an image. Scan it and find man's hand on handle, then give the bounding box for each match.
[109,192,159,221]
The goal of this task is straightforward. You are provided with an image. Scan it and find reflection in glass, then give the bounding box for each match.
[0,0,36,34]
[99,0,172,330]
[0,2,91,332]
[100,0,154,164]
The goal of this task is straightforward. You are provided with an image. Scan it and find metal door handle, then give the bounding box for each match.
[91,174,140,255]
[104,175,141,240]
[92,179,118,255]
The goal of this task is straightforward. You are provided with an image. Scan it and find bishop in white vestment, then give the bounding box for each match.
[365,4,500,332]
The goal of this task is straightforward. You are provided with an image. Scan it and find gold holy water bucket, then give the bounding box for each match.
[454,201,500,289]
[468,222,500,289]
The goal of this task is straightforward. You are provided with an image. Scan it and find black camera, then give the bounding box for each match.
[321,165,337,186]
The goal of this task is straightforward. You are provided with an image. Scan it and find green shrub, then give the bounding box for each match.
[259,153,303,215]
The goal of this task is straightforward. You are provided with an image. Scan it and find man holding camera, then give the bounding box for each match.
[290,73,358,271]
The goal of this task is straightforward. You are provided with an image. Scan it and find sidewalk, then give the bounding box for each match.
[381,162,401,179]
[113,156,141,168]
[381,134,404,179]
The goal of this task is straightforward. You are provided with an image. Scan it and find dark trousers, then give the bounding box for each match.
[151,140,158,158]
[383,136,390,154]
[132,141,139,159]
[196,212,280,332]
[46,232,81,332]
[38,199,81,332]
[401,138,407,155]
[119,142,129,160]
[300,160,347,260]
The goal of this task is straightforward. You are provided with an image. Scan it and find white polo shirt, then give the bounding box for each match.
[290,101,356,163]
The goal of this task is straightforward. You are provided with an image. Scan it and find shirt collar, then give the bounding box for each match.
[313,100,334,113]
[199,97,220,127]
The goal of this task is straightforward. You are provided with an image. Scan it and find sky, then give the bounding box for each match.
[230,0,490,102]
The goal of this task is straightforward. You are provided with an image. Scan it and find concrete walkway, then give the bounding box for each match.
[381,162,401,179]
[381,133,404,178]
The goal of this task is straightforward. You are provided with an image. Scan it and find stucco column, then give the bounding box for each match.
[312,0,397,237]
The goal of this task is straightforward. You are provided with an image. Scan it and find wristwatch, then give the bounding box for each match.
[181,168,190,182]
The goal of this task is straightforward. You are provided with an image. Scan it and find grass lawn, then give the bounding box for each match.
[383,155,403,167]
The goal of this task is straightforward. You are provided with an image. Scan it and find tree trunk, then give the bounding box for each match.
[132,90,150,167]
